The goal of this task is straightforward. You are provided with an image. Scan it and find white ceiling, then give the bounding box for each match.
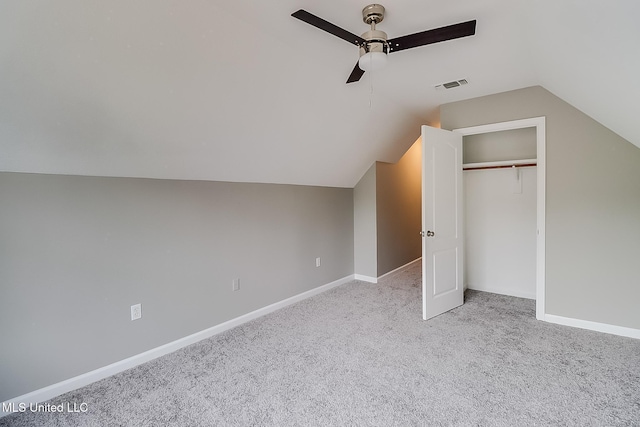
[1,0,639,188]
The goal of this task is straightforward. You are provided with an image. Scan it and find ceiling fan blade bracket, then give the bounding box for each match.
[359,39,389,56]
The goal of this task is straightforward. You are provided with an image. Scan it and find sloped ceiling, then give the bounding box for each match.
[1,0,638,188]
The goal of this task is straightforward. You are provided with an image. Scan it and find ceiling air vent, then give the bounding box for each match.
[435,79,468,90]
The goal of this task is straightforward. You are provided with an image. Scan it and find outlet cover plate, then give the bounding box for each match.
[131,303,142,321]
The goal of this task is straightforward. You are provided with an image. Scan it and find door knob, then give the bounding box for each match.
[426,231,435,237]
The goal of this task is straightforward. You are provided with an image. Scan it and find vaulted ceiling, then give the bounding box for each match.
[1,0,639,188]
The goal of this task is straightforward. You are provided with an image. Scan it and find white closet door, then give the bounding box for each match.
[421,125,464,320]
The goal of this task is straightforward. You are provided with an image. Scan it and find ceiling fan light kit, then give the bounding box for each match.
[358,51,387,72]
[292,4,476,83]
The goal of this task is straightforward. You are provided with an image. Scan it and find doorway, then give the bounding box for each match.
[454,117,546,320]
[463,127,537,299]
[421,118,546,320]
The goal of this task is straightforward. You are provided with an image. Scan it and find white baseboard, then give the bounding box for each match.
[354,258,422,284]
[354,274,377,283]
[543,314,640,340]
[465,287,639,339]
[378,258,421,281]
[1,274,355,417]
[466,285,536,300]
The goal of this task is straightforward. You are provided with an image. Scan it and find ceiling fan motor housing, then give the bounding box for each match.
[359,29,389,56]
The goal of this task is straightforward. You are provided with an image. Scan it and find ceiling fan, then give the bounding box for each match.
[292,4,476,83]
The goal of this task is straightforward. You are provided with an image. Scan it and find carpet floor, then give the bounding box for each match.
[3,261,640,426]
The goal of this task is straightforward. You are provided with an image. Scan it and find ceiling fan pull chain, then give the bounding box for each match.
[369,69,374,108]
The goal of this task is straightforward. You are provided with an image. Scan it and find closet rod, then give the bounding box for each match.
[463,163,537,171]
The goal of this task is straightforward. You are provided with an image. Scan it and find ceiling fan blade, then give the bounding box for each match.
[292,10,365,46]
[346,62,365,83]
[388,20,476,53]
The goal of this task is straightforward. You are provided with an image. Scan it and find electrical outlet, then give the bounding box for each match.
[232,278,240,291]
[131,303,142,321]
[316,257,321,267]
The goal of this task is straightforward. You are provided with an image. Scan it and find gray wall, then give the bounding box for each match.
[441,86,640,330]
[353,139,423,280]
[353,164,377,279]
[0,172,354,402]
[376,139,422,276]
[463,127,537,164]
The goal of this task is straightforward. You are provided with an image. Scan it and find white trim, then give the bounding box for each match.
[453,117,544,135]
[467,286,535,300]
[453,117,547,321]
[544,314,640,340]
[535,119,546,321]
[1,274,355,416]
[377,257,421,280]
[354,274,377,283]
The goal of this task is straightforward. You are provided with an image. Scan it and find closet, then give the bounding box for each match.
[462,127,537,299]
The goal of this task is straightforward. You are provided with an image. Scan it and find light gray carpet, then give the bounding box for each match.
[3,262,640,426]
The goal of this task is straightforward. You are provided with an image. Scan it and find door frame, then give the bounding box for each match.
[452,117,546,320]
